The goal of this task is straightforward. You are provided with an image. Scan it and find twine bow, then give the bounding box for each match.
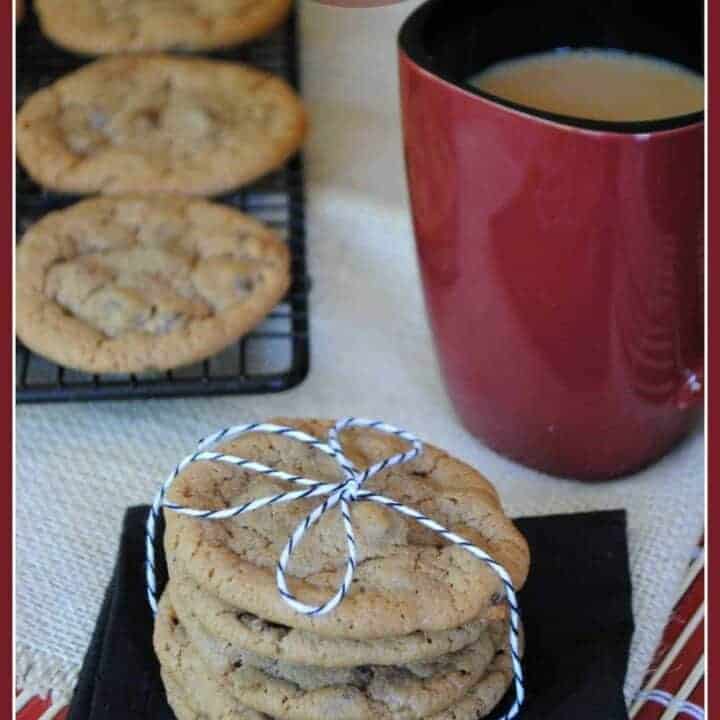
[146,417,525,719]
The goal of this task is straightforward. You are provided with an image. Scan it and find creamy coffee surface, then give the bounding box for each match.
[467,49,704,121]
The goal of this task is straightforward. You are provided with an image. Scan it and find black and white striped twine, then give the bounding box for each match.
[146,417,525,718]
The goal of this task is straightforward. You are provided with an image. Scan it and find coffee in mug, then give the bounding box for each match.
[467,49,703,122]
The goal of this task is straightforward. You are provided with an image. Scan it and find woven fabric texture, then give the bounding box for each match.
[16,0,704,708]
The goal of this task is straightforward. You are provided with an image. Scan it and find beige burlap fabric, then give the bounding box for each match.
[16,0,704,709]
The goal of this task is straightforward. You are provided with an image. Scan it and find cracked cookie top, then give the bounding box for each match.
[16,54,306,195]
[164,418,530,640]
[35,0,292,54]
[16,194,290,373]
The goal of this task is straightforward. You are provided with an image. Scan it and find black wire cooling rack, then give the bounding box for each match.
[15,6,311,403]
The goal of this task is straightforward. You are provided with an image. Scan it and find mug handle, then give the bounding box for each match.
[675,364,704,409]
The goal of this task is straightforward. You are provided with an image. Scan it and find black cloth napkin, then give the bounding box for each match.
[67,507,634,720]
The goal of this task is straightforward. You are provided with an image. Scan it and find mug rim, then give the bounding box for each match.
[398,0,704,135]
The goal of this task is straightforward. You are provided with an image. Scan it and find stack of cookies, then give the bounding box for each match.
[15,2,306,374]
[154,419,530,719]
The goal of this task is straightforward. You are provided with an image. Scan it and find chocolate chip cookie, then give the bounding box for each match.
[16,54,306,195]
[176,591,502,719]
[35,0,292,54]
[16,195,290,373]
[155,593,515,720]
[164,418,530,640]
[170,573,507,668]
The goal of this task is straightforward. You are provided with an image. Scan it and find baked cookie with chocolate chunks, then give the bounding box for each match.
[35,0,291,55]
[16,195,290,373]
[171,587,504,720]
[164,418,530,640]
[170,572,508,669]
[16,54,306,196]
[155,593,515,720]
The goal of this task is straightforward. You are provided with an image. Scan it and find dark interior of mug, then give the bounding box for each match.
[399,0,704,132]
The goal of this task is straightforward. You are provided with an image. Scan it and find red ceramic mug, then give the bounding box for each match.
[399,0,704,480]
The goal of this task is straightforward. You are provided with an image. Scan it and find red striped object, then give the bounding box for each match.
[16,541,706,719]
[631,543,705,719]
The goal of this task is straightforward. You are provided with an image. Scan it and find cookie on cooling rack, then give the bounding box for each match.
[16,195,291,374]
[16,54,307,196]
[34,0,292,55]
